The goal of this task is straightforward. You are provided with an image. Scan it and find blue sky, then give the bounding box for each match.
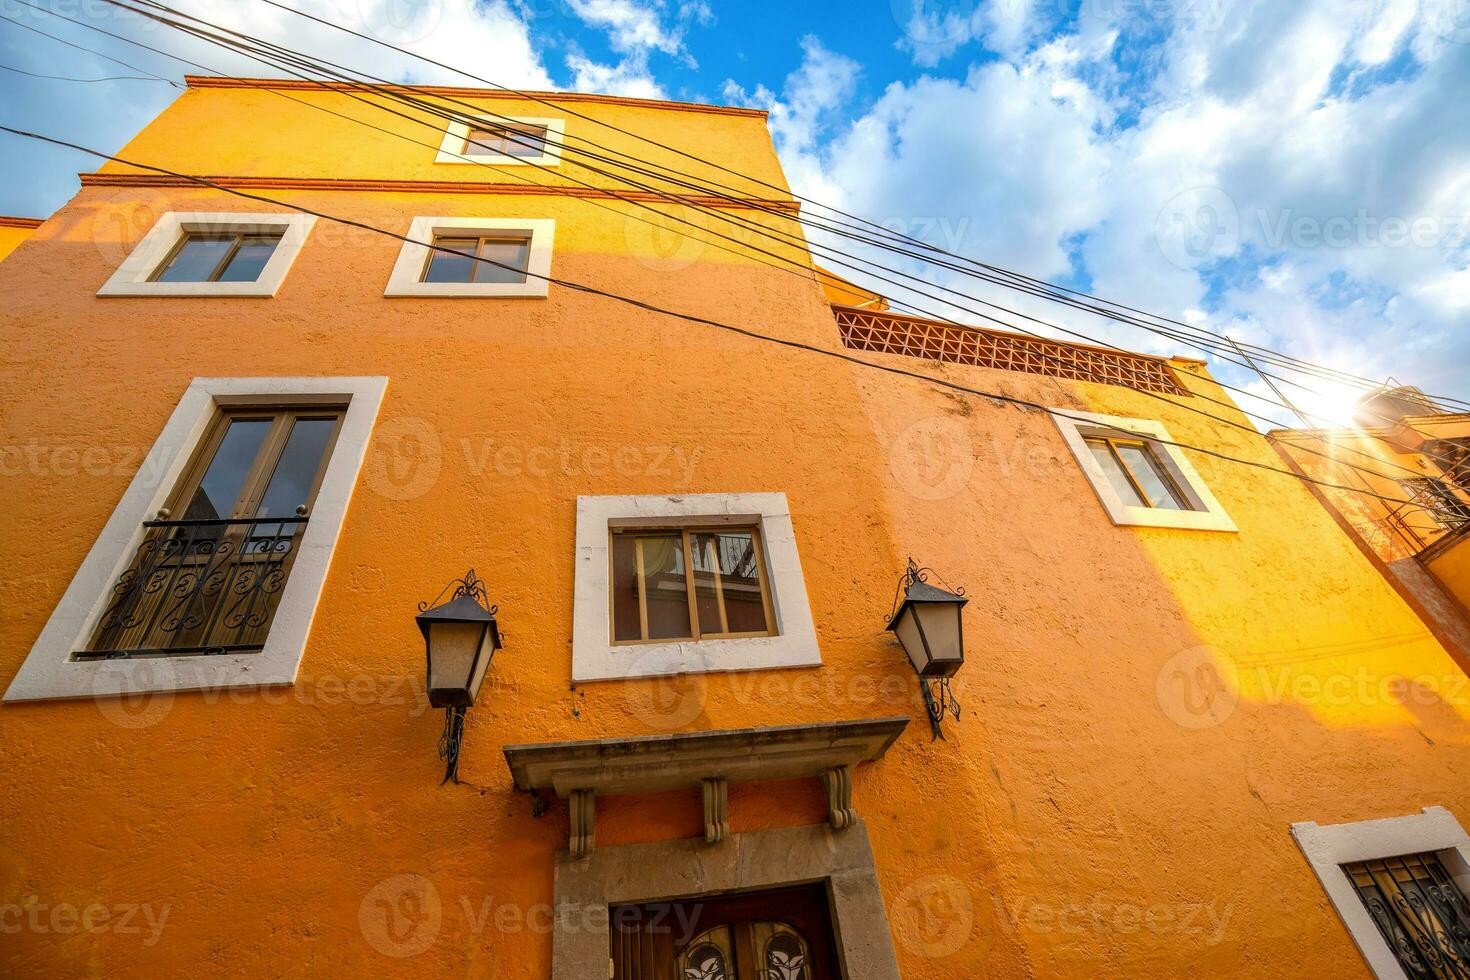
[2,0,1469,424]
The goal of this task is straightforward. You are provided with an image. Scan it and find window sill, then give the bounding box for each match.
[382,281,549,299]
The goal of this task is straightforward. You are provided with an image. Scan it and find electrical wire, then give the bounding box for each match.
[0,61,163,83]
[0,121,1433,510]
[12,0,1463,494]
[117,0,1470,440]
[84,0,1470,489]
[245,0,1470,410]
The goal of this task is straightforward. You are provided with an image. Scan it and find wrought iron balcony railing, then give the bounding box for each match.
[74,516,307,661]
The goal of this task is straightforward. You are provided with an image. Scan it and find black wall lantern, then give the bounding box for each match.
[887,558,968,739]
[416,570,502,784]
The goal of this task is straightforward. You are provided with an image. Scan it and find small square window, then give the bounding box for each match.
[435,115,565,166]
[152,232,285,284]
[1053,409,1236,532]
[98,212,315,297]
[385,217,554,298]
[610,526,776,644]
[465,123,549,158]
[572,494,821,681]
[421,235,531,285]
[1083,435,1196,511]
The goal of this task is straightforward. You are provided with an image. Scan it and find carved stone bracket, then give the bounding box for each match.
[570,789,595,858]
[701,777,729,844]
[822,765,855,830]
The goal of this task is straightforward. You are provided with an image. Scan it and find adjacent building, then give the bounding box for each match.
[3,77,1470,979]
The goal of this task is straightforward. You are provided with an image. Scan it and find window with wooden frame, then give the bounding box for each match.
[610,526,776,645]
[435,115,565,166]
[464,122,549,158]
[385,217,554,298]
[97,212,316,297]
[150,231,286,284]
[77,406,344,660]
[1052,410,1236,532]
[1083,434,1198,511]
[421,234,531,285]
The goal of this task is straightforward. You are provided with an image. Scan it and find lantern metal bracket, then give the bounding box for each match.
[438,704,467,785]
[920,676,961,741]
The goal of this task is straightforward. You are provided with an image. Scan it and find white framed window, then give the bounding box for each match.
[384,217,554,298]
[1052,409,1236,532]
[434,115,565,167]
[97,212,316,297]
[3,376,387,702]
[572,493,821,682]
[1293,807,1470,980]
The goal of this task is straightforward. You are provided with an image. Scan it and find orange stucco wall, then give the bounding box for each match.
[3,82,1470,978]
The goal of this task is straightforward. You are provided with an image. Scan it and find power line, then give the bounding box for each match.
[23,0,1464,493]
[245,0,1470,412]
[0,61,164,83]
[0,121,1430,510]
[62,0,1470,439]
[91,0,1470,489]
[125,0,1470,436]
[0,14,182,87]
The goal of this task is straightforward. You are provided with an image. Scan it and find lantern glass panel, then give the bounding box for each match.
[427,620,486,705]
[915,602,963,675]
[893,605,929,675]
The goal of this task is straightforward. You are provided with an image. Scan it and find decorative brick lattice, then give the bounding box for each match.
[833,305,1191,396]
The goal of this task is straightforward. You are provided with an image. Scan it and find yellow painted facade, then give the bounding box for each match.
[0,217,42,262]
[1271,392,1470,670]
[3,78,1470,978]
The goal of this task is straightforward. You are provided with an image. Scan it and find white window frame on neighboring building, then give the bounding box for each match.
[97,212,317,297]
[1052,409,1237,532]
[571,493,822,682]
[384,217,554,298]
[1292,807,1470,980]
[3,376,387,702]
[434,115,566,167]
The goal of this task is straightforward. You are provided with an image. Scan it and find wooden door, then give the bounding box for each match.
[611,883,839,980]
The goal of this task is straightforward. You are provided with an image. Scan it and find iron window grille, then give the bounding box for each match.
[1402,477,1470,532]
[1343,851,1470,979]
[74,408,342,661]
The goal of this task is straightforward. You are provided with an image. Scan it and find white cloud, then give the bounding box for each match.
[566,52,667,99]
[564,0,682,55]
[164,0,554,88]
[733,3,1470,416]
